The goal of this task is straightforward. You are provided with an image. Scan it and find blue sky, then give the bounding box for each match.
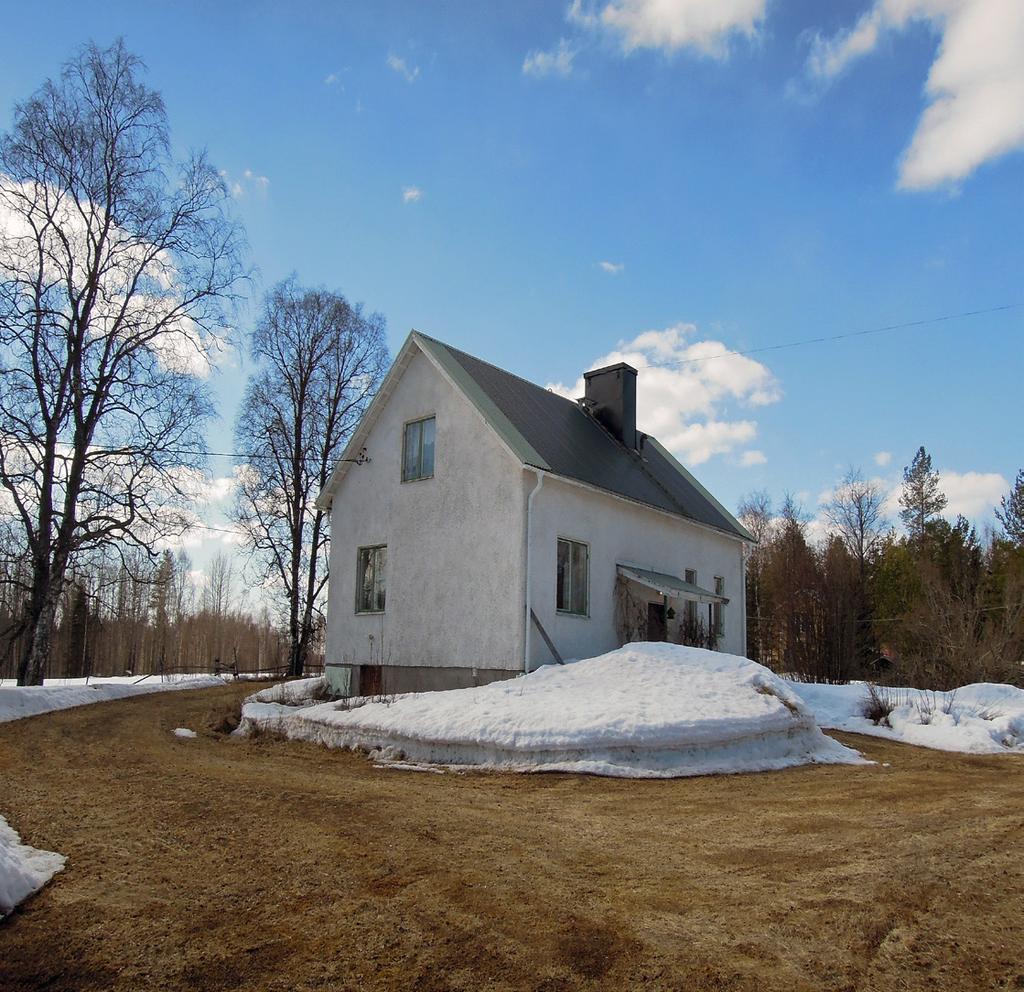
[1,0,1021,588]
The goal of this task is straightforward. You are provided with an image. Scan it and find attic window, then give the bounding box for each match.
[402,416,435,482]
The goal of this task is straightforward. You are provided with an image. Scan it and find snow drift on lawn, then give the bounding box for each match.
[0,815,65,917]
[238,644,864,778]
[0,675,225,724]
[789,681,1024,755]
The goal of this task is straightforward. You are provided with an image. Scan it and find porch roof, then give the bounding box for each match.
[617,564,729,605]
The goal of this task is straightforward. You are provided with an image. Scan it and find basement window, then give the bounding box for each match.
[556,538,589,617]
[402,416,435,482]
[356,545,387,613]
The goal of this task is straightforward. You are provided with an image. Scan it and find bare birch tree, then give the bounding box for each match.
[824,468,887,580]
[0,41,243,684]
[232,278,388,676]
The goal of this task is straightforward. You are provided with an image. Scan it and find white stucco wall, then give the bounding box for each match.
[526,472,747,667]
[326,347,526,672]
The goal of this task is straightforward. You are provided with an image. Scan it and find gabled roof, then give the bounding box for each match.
[320,331,753,542]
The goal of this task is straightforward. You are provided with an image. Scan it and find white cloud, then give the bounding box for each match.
[938,469,1009,520]
[219,168,269,199]
[876,467,1007,525]
[598,260,624,274]
[402,185,423,203]
[547,322,781,465]
[807,0,1024,190]
[874,450,892,466]
[1,176,229,379]
[387,53,420,83]
[570,0,767,57]
[324,73,339,85]
[739,449,767,467]
[523,38,577,77]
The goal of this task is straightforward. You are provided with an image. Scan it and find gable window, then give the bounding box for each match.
[402,416,435,482]
[556,538,589,616]
[356,545,387,613]
[684,568,698,627]
[713,576,725,638]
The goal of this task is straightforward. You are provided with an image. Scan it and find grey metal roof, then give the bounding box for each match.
[617,565,729,604]
[414,333,752,542]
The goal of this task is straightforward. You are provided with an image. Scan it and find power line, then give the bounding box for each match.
[634,302,1024,371]
[134,300,1024,462]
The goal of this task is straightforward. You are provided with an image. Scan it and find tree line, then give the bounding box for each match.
[0,40,387,683]
[740,451,1024,689]
[0,546,294,681]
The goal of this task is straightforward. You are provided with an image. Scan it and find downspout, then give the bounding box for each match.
[740,543,748,658]
[524,468,545,674]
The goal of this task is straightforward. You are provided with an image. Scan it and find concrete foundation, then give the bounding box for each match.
[326,661,519,697]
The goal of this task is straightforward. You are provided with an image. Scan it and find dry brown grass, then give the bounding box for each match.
[1,682,1023,992]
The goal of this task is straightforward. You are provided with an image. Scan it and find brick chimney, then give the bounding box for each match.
[582,362,639,449]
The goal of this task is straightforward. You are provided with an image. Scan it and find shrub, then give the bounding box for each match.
[860,683,899,726]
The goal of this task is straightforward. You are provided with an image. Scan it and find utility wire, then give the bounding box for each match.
[634,301,1024,370]
[110,301,1023,461]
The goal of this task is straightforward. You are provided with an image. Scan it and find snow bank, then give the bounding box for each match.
[0,815,65,916]
[238,644,864,778]
[788,681,1024,755]
[0,675,225,724]
[244,676,329,706]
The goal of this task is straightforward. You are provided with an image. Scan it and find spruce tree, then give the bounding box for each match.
[899,446,948,541]
[996,469,1024,547]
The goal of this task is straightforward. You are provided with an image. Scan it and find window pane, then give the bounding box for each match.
[357,546,386,613]
[357,549,371,611]
[684,570,697,625]
[571,542,588,615]
[403,420,421,481]
[375,547,387,611]
[420,417,435,477]
[556,539,570,611]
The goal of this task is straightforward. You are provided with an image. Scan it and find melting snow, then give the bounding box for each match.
[788,680,1024,755]
[0,815,65,917]
[239,643,865,778]
[0,675,225,724]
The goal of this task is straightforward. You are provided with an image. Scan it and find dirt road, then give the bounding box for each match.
[1,682,1022,991]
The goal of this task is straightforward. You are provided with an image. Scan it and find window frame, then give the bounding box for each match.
[713,575,725,637]
[684,568,698,626]
[355,544,387,615]
[401,415,436,483]
[556,536,590,618]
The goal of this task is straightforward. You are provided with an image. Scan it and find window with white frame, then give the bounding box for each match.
[402,416,435,482]
[684,568,698,627]
[356,545,387,613]
[556,538,589,616]
[713,576,725,637]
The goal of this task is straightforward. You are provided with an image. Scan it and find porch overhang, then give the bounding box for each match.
[616,564,729,605]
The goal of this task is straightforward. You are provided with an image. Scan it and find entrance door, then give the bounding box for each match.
[646,602,667,642]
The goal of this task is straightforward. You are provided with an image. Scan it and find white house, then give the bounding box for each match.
[317,332,753,696]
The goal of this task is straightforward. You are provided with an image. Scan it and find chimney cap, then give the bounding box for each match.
[583,361,638,380]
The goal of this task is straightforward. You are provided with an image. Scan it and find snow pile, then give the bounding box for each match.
[789,680,1024,755]
[173,727,197,739]
[0,675,224,724]
[238,644,864,778]
[245,676,329,706]
[0,815,65,917]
